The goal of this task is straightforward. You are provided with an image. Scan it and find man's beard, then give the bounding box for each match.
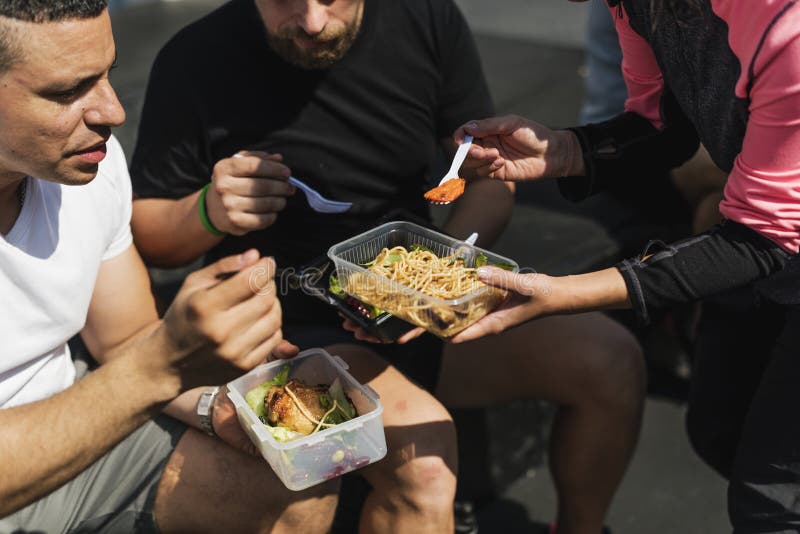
[267,16,361,70]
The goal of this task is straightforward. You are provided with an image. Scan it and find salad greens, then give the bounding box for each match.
[475,252,514,270]
[328,378,357,420]
[361,253,403,267]
[245,365,290,419]
[317,378,356,426]
[329,274,344,297]
[329,274,385,320]
[245,367,358,443]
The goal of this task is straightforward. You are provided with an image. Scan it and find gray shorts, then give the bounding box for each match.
[0,414,186,534]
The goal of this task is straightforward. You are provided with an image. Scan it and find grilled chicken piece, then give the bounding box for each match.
[265,380,328,435]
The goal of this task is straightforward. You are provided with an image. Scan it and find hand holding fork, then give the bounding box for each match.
[205,151,352,236]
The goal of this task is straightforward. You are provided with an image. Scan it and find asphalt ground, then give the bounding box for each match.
[108,1,731,532]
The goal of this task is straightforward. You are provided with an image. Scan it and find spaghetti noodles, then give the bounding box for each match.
[344,246,508,338]
[368,246,484,298]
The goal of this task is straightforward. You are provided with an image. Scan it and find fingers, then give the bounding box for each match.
[199,255,277,311]
[458,115,524,139]
[225,212,278,233]
[450,302,523,343]
[221,299,284,362]
[184,249,260,288]
[396,327,425,344]
[235,150,284,162]
[340,317,384,344]
[466,143,501,162]
[221,177,295,198]
[270,339,300,360]
[219,278,280,338]
[450,320,497,343]
[476,267,538,296]
[227,196,288,214]
[226,152,291,181]
[243,328,286,366]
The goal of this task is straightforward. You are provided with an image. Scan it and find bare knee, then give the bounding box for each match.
[371,424,457,515]
[326,343,457,515]
[369,403,457,516]
[398,454,457,512]
[578,324,646,411]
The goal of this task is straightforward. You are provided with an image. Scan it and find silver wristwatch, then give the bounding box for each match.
[197,386,221,437]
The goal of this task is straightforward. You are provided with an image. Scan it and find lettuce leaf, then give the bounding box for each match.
[329,274,344,297]
[327,378,356,421]
[265,425,304,443]
[245,365,290,418]
[491,261,515,271]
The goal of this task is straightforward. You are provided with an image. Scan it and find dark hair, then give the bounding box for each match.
[0,1,107,23]
[0,1,107,73]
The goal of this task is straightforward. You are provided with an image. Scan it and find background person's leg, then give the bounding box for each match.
[327,343,458,534]
[685,296,781,478]
[727,307,800,533]
[436,313,646,534]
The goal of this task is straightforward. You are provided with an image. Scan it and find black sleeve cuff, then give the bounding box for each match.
[616,221,790,325]
[558,88,700,202]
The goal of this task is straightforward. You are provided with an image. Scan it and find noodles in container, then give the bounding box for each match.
[327,221,519,339]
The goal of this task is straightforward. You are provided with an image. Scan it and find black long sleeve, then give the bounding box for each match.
[616,221,790,325]
[558,88,699,202]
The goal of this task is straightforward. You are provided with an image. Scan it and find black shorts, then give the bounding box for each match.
[282,323,444,393]
[0,415,186,534]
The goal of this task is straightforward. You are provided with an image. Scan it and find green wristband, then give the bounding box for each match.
[198,183,226,236]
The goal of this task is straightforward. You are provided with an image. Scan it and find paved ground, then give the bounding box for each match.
[109,1,731,532]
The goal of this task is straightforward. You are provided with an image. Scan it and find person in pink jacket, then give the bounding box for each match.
[455,0,800,531]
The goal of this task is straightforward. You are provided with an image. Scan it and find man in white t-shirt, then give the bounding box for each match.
[0,2,456,532]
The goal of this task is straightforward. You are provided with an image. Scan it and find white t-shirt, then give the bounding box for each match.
[0,135,132,408]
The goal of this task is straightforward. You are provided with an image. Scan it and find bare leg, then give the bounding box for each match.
[437,313,646,534]
[153,428,339,533]
[327,343,457,534]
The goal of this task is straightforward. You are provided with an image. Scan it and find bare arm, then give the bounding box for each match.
[0,316,180,516]
[80,245,206,427]
[81,245,295,450]
[132,192,222,268]
[1,247,286,515]
[131,151,294,268]
[438,138,516,247]
[451,266,631,343]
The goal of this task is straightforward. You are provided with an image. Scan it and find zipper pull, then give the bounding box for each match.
[617,2,624,18]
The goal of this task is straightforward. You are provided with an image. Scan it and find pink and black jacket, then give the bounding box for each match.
[561,0,800,322]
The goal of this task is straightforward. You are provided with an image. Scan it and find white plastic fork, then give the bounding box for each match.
[231,154,352,214]
[452,232,480,264]
[288,176,353,214]
[430,135,473,205]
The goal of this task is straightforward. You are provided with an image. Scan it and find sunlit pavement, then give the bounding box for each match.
[109,2,729,532]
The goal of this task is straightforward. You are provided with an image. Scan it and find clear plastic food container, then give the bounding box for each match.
[327,221,519,339]
[227,348,387,491]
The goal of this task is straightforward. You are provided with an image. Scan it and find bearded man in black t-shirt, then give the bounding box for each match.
[130,1,645,532]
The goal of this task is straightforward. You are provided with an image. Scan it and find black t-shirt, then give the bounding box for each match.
[130,0,493,324]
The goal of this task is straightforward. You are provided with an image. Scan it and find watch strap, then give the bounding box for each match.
[197,386,221,437]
